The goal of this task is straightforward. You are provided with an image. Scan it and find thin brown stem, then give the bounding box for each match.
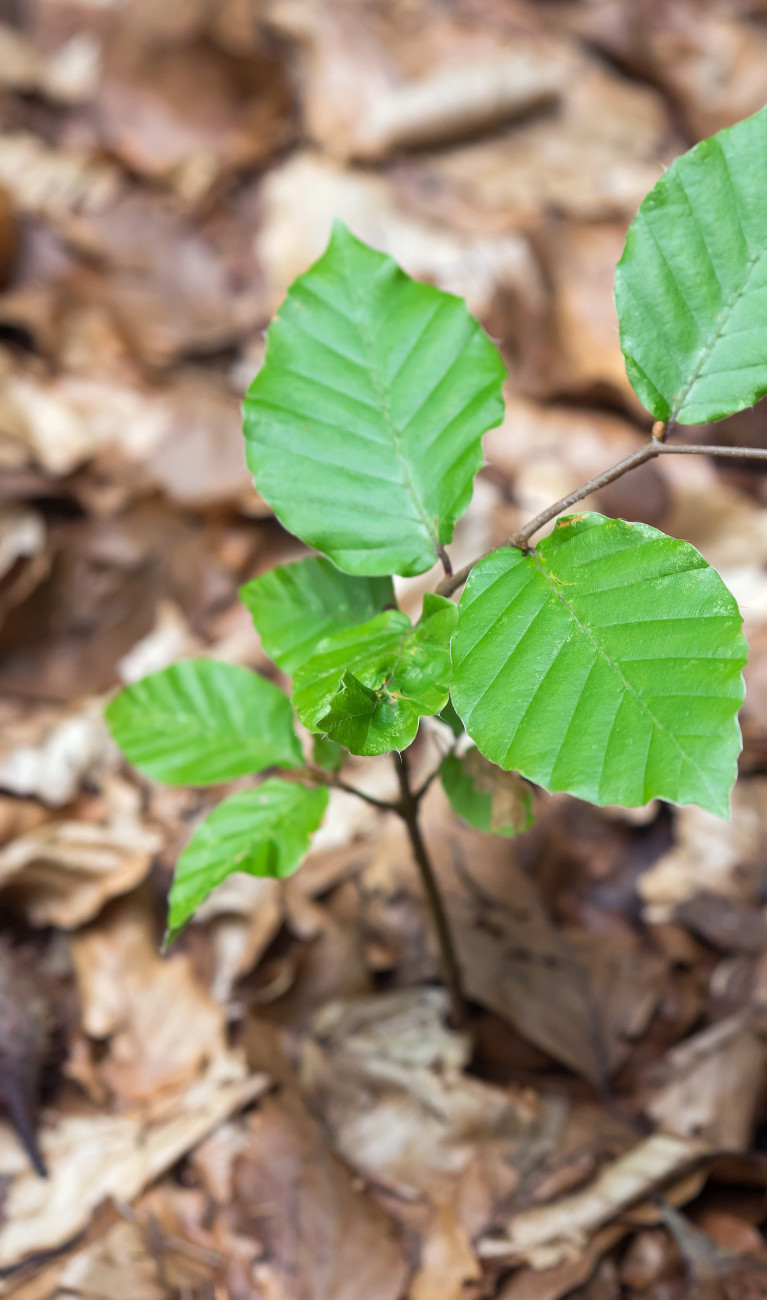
[437,544,453,578]
[436,438,767,598]
[392,750,467,1028]
[301,766,400,813]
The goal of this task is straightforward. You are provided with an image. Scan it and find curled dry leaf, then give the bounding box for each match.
[300,987,539,1203]
[0,698,109,807]
[0,798,160,929]
[0,1065,268,1271]
[396,48,673,232]
[644,1010,767,1150]
[0,133,121,229]
[479,1134,708,1270]
[269,0,567,159]
[639,779,767,923]
[70,888,228,1108]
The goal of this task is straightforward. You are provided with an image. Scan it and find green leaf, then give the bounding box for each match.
[441,747,533,836]
[293,594,457,756]
[451,514,746,817]
[243,221,506,577]
[240,557,394,675]
[312,734,348,772]
[165,779,328,944]
[615,105,767,424]
[106,658,303,785]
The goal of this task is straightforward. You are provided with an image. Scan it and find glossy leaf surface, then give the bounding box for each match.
[243,221,506,577]
[293,594,457,756]
[106,658,303,785]
[166,780,328,943]
[240,557,394,675]
[451,514,746,816]
[441,747,533,836]
[616,105,767,424]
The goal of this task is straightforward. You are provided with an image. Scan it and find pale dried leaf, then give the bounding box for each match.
[71,889,228,1106]
[0,1066,267,1270]
[0,699,109,807]
[301,988,539,1200]
[0,812,159,929]
[639,780,767,923]
[479,1134,707,1269]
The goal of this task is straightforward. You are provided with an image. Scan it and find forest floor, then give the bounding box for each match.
[3,2,767,1297]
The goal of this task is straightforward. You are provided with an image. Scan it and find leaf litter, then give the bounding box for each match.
[3,1,767,1296]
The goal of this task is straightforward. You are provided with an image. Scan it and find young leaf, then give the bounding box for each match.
[165,779,328,944]
[451,514,746,817]
[106,658,303,785]
[240,557,394,675]
[616,104,767,424]
[293,594,457,756]
[243,221,506,577]
[441,747,533,837]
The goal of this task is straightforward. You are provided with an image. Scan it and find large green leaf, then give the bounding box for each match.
[106,658,303,785]
[451,514,746,817]
[240,557,394,675]
[615,105,767,424]
[243,221,506,577]
[166,779,328,944]
[293,594,457,756]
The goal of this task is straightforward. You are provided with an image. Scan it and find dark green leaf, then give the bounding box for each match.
[106,658,303,785]
[615,105,767,424]
[240,557,394,675]
[293,594,457,756]
[312,734,348,772]
[441,747,533,836]
[438,698,465,737]
[165,779,328,944]
[243,221,506,577]
[451,514,746,817]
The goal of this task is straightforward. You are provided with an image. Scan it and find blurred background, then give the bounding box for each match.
[3,2,767,1297]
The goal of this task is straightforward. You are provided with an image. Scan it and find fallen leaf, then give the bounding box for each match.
[0,788,160,928]
[70,887,228,1107]
[644,1012,767,1150]
[231,1089,409,1300]
[639,780,767,924]
[0,1064,267,1271]
[479,1134,707,1269]
[0,698,109,807]
[269,0,567,160]
[300,987,538,1204]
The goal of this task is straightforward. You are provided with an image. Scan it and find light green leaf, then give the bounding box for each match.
[106,658,303,785]
[293,594,457,756]
[240,557,394,675]
[243,221,506,577]
[166,780,328,944]
[451,514,746,817]
[615,105,767,424]
[441,747,533,836]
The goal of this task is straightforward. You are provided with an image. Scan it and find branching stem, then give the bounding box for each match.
[436,438,767,598]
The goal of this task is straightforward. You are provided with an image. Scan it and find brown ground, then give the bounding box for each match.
[2,2,767,1296]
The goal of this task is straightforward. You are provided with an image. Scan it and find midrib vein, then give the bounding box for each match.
[342,262,438,549]
[533,552,717,801]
